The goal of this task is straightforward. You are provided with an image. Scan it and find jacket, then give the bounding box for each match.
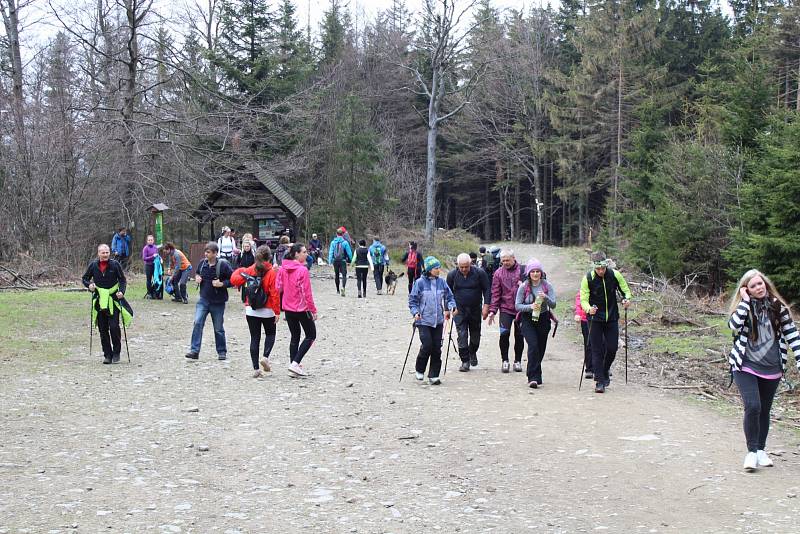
[238,250,255,268]
[328,236,353,264]
[446,266,491,311]
[141,244,159,265]
[82,259,127,293]
[352,246,371,268]
[489,262,523,316]
[401,247,422,272]
[574,293,587,322]
[195,258,233,304]
[111,233,131,257]
[408,275,456,328]
[277,259,317,314]
[728,299,800,374]
[230,264,280,316]
[169,249,191,271]
[580,267,632,322]
[515,280,557,315]
[368,240,388,266]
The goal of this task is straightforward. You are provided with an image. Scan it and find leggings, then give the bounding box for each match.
[285,310,316,364]
[355,267,368,295]
[407,267,421,293]
[520,312,551,383]
[245,315,277,370]
[334,261,347,292]
[589,319,618,385]
[733,371,781,452]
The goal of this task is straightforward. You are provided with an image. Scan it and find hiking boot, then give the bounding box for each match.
[757,450,773,467]
[594,382,605,393]
[358,291,362,298]
[218,353,227,361]
[288,361,307,377]
[429,377,441,385]
[185,352,199,360]
[470,354,478,367]
[501,361,510,373]
[111,354,120,364]
[415,372,424,381]
[182,298,189,304]
[259,357,271,373]
[377,289,382,295]
[102,355,112,364]
[340,287,346,297]
[585,370,594,379]
[171,297,181,303]
[459,362,470,372]
[513,361,523,372]
[743,452,758,471]
[528,381,538,389]
[253,369,264,378]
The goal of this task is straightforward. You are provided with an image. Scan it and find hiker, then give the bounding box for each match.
[369,237,388,294]
[82,244,128,364]
[308,233,323,263]
[469,252,479,266]
[341,226,355,249]
[238,239,255,269]
[401,241,422,293]
[217,226,237,263]
[580,251,632,393]
[162,242,192,304]
[328,228,353,296]
[515,259,557,388]
[574,291,592,379]
[729,269,800,471]
[487,249,525,373]
[111,227,131,271]
[277,244,318,377]
[352,239,372,298]
[446,253,491,371]
[409,256,457,385]
[274,235,291,268]
[141,235,160,299]
[230,245,281,378]
[185,242,233,361]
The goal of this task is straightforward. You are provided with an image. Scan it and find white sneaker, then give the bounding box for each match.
[288,362,307,377]
[415,372,424,381]
[743,452,758,471]
[429,377,441,385]
[252,369,264,378]
[756,450,773,467]
[259,357,271,372]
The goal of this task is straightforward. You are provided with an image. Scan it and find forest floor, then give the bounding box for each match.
[2,243,800,533]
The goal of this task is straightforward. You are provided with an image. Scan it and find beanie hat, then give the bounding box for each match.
[423,256,441,273]
[525,258,544,277]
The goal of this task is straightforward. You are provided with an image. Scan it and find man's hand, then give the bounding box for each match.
[115,291,123,299]
[481,305,489,321]
[589,305,598,316]
[622,299,631,310]
[212,279,224,288]
[88,283,96,292]
[487,312,495,325]
[194,274,202,284]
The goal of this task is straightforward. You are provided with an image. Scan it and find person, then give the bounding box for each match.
[728,269,800,471]
[185,242,233,361]
[217,226,237,263]
[401,241,422,293]
[580,251,632,393]
[487,249,524,373]
[480,246,495,276]
[469,252,479,266]
[340,226,355,249]
[308,233,323,264]
[82,244,128,364]
[446,253,491,371]
[351,239,372,298]
[574,291,592,379]
[141,235,159,299]
[409,256,457,385]
[162,242,192,304]
[111,227,132,271]
[368,237,388,294]
[277,243,318,377]
[515,259,557,388]
[274,235,291,268]
[238,239,255,269]
[230,245,281,378]
[328,228,353,296]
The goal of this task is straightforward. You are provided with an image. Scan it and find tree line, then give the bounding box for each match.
[1,0,799,298]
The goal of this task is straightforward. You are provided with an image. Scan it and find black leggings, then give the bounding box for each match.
[356,268,368,295]
[520,312,551,383]
[334,261,347,291]
[407,267,421,293]
[285,310,316,364]
[733,371,781,452]
[245,315,277,370]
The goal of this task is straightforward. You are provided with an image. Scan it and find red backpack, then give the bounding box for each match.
[407,249,418,269]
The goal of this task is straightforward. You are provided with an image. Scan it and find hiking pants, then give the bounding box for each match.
[246,315,277,370]
[589,319,618,386]
[96,308,121,358]
[355,267,368,295]
[415,323,444,378]
[334,261,348,292]
[373,264,385,291]
[172,268,190,301]
[498,312,524,362]
[520,311,551,384]
[455,307,482,362]
[145,263,155,297]
[407,267,421,292]
[581,321,591,372]
[285,311,316,364]
[734,371,781,452]
[190,298,227,357]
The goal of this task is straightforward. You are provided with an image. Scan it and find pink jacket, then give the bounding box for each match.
[574,292,587,322]
[489,262,523,316]
[276,259,317,314]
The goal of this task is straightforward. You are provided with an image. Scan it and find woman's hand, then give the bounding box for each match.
[739,286,750,302]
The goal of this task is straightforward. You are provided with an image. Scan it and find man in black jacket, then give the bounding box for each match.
[185,242,233,361]
[82,244,127,364]
[447,253,491,371]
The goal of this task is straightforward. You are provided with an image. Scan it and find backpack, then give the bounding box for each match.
[407,249,418,269]
[334,240,346,262]
[371,245,385,266]
[243,272,267,309]
[201,258,229,279]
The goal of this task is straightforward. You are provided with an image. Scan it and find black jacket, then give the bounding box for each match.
[581,268,631,323]
[82,259,127,293]
[196,259,233,304]
[446,266,491,311]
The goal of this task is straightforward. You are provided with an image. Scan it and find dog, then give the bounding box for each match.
[385,270,404,295]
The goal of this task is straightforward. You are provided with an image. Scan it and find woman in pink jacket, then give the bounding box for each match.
[574,292,592,379]
[277,243,318,377]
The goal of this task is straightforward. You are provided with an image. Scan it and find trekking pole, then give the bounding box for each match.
[122,316,131,363]
[89,291,94,358]
[399,323,417,382]
[443,316,455,376]
[624,307,628,384]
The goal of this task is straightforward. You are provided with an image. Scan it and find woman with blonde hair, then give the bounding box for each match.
[728,269,800,471]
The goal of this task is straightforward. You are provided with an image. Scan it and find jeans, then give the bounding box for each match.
[454,307,482,362]
[520,311,551,383]
[498,312,524,362]
[334,261,348,292]
[589,319,618,385]
[246,315,276,369]
[415,323,444,378]
[373,264,384,290]
[733,371,781,452]
[355,268,368,295]
[190,298,227,356]
[285,310,316,364]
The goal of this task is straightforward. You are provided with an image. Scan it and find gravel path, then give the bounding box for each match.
[2,244,799,533]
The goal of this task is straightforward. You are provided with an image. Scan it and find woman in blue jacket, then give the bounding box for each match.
[408,256,457,385]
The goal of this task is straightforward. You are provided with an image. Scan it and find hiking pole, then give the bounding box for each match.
[122,316,131,363]
[88,291,94,358]
[624,307,628,384]
[399,323,417,382]
[443,316,455,376]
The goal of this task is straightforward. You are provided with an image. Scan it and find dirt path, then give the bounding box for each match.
[2,244,799,533]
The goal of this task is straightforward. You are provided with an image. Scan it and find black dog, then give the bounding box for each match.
[385,270,405,295]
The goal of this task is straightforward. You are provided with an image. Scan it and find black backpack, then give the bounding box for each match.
[243,272,267,309]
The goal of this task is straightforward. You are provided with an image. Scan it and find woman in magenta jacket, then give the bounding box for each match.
[277,243,317,378]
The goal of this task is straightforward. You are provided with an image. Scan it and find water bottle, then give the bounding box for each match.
[532,293,545,321]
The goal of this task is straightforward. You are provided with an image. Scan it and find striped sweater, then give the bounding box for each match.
[728,299,800,373]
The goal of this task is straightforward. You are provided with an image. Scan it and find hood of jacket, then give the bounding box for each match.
[281,259,304,271]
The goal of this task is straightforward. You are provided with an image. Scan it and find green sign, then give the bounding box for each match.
[155,212,164,246]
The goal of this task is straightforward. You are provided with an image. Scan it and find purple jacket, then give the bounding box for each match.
[141,244,159,265]
[489,262,523,316]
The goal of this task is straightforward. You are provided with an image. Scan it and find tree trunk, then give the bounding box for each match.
[614,57,624,237]
[424,69,443,244]
[483,177,491,240]
[1,0,28,164]
[796,58,800,111]
[533,162,543,244]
